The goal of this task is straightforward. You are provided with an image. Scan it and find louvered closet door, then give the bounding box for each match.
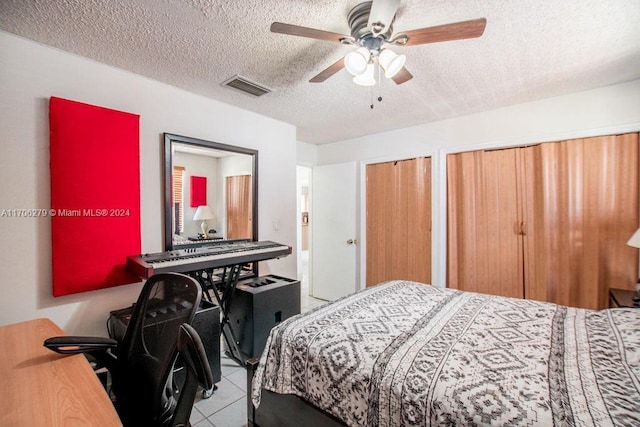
[522,133,639,309]
[226,175,253,240]
[447,149,525,298]
[366,157,431,286]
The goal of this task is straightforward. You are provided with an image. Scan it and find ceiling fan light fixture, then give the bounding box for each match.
[344,47,371,76]
[378,48,406,78]
[353,62,376,86]
[367,0,401,36]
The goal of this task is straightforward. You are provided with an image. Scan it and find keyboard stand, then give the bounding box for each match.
[189,269,216,304]
[190,264,247,366]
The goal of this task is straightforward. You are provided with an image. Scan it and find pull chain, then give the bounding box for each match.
[370,62,383,109]
[377,64,383,104]
[370,85,374,109]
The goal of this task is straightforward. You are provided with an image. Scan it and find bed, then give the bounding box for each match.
[248,280,640,426]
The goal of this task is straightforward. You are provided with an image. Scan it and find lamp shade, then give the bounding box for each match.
[378,48,406,78]
[627,228,640,248]
[193,205,214,221]
[344,47,371,76]
[353,63,376,86]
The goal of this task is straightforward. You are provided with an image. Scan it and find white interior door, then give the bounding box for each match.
[311,162,357,301]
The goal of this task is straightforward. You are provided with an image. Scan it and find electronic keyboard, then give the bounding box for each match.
[126,240,291,279]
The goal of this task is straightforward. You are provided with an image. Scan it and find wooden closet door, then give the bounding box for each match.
[447,149,525,298]
[522,133,639,309]
[366,157,431,286]
[226,175,252,239]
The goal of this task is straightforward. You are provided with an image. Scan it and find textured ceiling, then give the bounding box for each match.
[1,0,639,144]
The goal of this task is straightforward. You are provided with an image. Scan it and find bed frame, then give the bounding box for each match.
[246,358,345,427]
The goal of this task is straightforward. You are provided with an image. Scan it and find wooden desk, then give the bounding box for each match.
[0,318,122,426]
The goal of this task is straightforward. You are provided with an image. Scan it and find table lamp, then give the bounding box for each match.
[193,205,215,238]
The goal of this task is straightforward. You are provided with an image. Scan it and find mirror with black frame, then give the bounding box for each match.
[163,133,258,252]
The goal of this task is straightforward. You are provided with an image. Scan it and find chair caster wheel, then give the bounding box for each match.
[202,385,216,399]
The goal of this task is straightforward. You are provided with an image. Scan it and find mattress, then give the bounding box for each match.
[252,281,640,426]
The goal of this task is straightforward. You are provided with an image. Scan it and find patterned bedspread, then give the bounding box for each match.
[252,281,640,426]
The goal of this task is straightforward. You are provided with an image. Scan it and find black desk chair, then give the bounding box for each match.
[172,323,214,426]
[44,272,204,427]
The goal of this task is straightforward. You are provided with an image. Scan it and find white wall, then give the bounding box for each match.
[173,151,220,238]
[0,31,297,335]
[317,79,640,165]
[296,140,318,166]
[316,79,640,289]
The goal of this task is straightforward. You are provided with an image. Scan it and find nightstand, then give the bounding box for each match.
[188,236,223,242]
[609,288,640,308]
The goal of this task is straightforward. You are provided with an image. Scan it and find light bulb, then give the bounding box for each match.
[378,49,406,78]
[353,63,376,86]
[344,47,371,76]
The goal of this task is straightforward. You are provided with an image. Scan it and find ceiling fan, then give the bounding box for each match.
[271,0,486,86]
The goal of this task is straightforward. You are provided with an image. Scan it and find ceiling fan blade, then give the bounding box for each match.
[391,67,413,84]
[400,18,487,46]
[309,58,345,83]
[368,0,401,35]
[270,22,351,43]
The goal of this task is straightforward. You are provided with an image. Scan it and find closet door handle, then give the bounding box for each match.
[517,221,527,236]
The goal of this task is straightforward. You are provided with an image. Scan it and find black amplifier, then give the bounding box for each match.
[224,275,301,360]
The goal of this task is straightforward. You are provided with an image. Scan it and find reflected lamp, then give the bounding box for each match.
[193,205,215,238]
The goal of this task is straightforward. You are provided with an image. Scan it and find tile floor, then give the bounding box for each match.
[190,251,325,427]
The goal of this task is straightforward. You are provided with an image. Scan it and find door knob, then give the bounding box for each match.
[347,239,358,245]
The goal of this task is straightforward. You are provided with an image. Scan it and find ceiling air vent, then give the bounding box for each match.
[222,75,271,97]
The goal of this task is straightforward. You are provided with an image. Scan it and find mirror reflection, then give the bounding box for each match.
[164,133,258,251]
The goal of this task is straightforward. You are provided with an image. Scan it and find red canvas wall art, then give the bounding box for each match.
[49,97,141,296]
[190,176,207,207]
